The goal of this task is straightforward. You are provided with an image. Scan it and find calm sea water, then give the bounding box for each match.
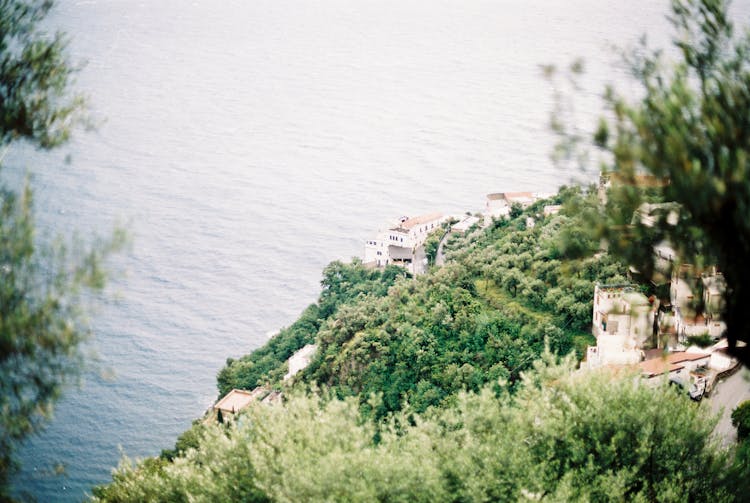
[8,0,749,500]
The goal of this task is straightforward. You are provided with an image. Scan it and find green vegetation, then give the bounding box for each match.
[217,260,408,396]
[0,1,123,494]
[732,400,750,442]
[687,334,715,348]
[556,0,750,360]
[216,187,626,420]
[93,354,740,502]
[94,0,750,500]
[96,186,659,500]
[422,225,445,266]
[0,0,88,148]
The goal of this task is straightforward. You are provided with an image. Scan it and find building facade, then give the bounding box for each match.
[364,213,444,274]
[587,284,656,367]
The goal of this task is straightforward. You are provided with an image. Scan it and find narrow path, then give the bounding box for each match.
[435,232,450,266]
[413,245,427,275]
[706,366,750,445]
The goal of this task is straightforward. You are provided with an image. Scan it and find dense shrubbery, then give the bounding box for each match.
[219,187,626,416]
[732,400,750,442]
[94,184,750,500]
[93,355,741,502]
[216,260,408,396]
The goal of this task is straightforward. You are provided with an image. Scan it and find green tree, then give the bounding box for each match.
[581,0,750,360]
[0,0,87,149]
[501,269,523,297]
[0,0,121,494]
[509,202,523,219]
[732,400,750,441]
[94,355,736,502]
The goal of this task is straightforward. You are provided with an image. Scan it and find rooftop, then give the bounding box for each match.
[596,283,638,292]
[639,351,709,377]
[486,191,535,202]
[622,291,651,307]
[452,215,480,232]
[214,388,265,413]
[400,212,443,230]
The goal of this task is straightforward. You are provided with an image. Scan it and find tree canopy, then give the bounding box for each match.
[0,0,120,495]
[93,354,741,502]
[216,188,626,419]
[584,0,750,360]
[0,0,87,149]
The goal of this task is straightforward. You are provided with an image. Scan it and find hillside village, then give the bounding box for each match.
[214,186,742,419]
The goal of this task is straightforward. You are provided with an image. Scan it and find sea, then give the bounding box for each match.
[7,0,749,500]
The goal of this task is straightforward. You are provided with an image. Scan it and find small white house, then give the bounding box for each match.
[670,266,726,342]
[587,284,656,367]
[484,192,536,218]
[364,213,444,274]
[213,388,267,420]
[451,215,480,235]
[284,344,317,381]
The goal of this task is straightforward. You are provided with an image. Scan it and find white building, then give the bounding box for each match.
[213,388,267,420]
[484,192,536,219]
[587,284,656,367]
[451,215,480,235]
[670,266,726,342]
[364,213,444,274]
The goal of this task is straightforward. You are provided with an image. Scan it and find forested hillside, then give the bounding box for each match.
[93,184,750,501]
[219,186,629,416]
[94,354,743,502]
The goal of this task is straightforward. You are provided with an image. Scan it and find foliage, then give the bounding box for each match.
[0,1,123,494]
[216,187,626,420]
[93,356,739,502]
[0,181,124,490]
[423,227,444,266]
[556,0,750,360]
[0,0,88,148]
[509,202,523,219]
[687,333,715,347]
[301,188,625,417]
[160,420,209,462]
[216,260,407,396]
[732,400,750,441]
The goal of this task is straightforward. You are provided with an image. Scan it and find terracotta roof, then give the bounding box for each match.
[666,351,709,364]
[638,351,709,377]
[400,213,442,230]
[486,192,535,201]
[214,388,265,413]
[640,359,684,377]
